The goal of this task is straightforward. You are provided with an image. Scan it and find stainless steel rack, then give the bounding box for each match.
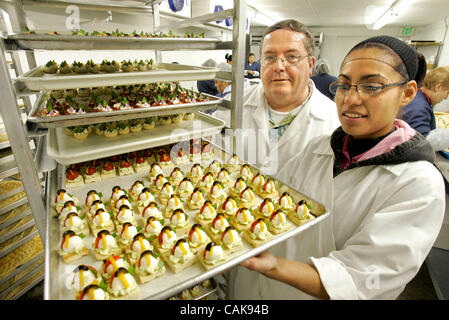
[0,0,247,300]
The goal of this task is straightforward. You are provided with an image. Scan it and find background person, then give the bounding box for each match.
[225,53,232,65]
[421,65,449,151]
[197,58,218,96]
[310,58,338,100]
[239,35,445,300]
[244,53,260,79]
[399,52,435,136]
[214,62,233,99]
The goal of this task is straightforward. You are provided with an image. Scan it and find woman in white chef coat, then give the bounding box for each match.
[238,35,445,300]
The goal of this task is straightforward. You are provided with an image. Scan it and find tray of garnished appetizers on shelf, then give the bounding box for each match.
[45,142,329,300]
[16,63,219,91]
[46,112,226,165]
[27,85,222,128]
[167,278,218,300]
[7,33,221,51]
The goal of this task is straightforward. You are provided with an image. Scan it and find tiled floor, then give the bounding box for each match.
[18,263,438,300]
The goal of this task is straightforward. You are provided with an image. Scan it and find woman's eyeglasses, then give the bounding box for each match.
[329,81,407,96]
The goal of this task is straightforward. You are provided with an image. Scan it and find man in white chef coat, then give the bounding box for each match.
[213,19,339,299]
[213,19,339,176]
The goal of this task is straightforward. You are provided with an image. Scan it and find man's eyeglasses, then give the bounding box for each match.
[329,81,407,96]
[261,54,309,67]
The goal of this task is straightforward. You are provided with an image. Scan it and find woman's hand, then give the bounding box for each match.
[240,251,278,275]
[240,251,330,299]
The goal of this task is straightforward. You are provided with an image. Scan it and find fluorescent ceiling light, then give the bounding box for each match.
[247,0,282,26]
[372,0,417,30]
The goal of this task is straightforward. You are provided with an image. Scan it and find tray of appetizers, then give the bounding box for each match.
[7,32,220,51]
[46,112,226,165]
[44,141,329,300]
[27,84,221,128]
[16,63,219,91]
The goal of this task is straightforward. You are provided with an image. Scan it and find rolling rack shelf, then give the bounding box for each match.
[0,0,247,300]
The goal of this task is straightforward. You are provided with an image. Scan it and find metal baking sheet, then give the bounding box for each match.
[7,34,220,51]
[16,63,219,91]
[44,145,329,300]
[27,91,222,128]
[46,112,226,165]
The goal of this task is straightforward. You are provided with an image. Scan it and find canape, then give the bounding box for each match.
[237,186,257,208]
[107,267,140,300]
[224,154,241,172]
[197,241,227,270]
[118,160,134,176]
[168,167,184,185]
[205,213,230,242]
[216,168,233,187]
[153,226,177,255]
[242,218,273,247]
[65,168,84,188]
[177,177,194,201]
[220,226,243,253]
[160,238,196,273]
[206,160,222,176]
[230,207,255,231]
[254,198,276,220]
[77,284,110,300]
[58,230,89,264]
[268,210,292,234]
[126,233,153,264]
[117,222,139,248]
[258,178,279,199]
[164,194,183,218]
[188,163,203,184]
[143,216,164,239]
[100,255,130,284]
[187,224,211,254]
[196,200,217,226]
[288,200,316,226]
[230,177,247,198]
[62,212,90,236]
[92,230,122,260]
[133,156,149,173]
[187,188,206,210]
[70,265,102,297]
[276,191,295,212]
[128,180,145,201]
[135,250,166,284]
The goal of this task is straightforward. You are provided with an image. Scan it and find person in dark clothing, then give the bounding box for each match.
[197,59,218,96]
[244,53,260,79]
[400,52,435,136]
[310,59,337,100]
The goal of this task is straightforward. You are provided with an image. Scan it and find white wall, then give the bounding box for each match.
[309,26,413,76]
[414,18,449,67]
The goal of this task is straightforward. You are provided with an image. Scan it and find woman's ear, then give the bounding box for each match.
[400,80,418,107]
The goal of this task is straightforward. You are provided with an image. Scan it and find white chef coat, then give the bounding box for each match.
[212,80,340,177]
[229,134,445,300]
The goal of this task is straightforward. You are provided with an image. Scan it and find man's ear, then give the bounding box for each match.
[308,55,316,77]
[400,80,418,107]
